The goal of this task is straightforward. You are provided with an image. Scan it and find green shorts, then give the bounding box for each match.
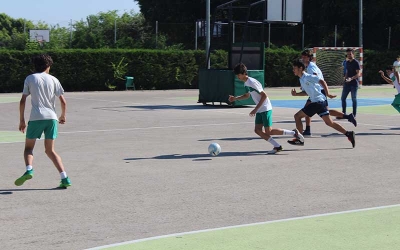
[26,120,58,140]
[255,110,273,127]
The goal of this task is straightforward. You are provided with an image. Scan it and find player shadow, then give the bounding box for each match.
[94,104,252,112]
[0,188,65,194]
[370,127,400,131]
[124,147,351,161]
[320,132,400,137]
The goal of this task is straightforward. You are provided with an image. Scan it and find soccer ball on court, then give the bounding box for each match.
[208,143,221,156]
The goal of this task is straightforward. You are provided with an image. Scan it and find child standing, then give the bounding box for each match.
[16,54,71,188]
[228,63,304,154]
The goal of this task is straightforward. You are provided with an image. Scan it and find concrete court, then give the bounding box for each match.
[0,86,399,250]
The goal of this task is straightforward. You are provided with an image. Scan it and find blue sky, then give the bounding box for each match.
[1,0,140,26]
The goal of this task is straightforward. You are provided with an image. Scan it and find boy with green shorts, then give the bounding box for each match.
[16,54,71,188]
[229,63,304,154]
[379,64,400,113]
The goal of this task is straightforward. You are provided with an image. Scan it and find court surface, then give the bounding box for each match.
[1,86,399,250]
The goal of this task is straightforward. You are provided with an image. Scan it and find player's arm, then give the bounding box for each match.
[253,91,267,112]
[19,94,28,133]
[59,95,67,124]
[291,89,308,96]
[318,79,336,98]
[378,70,393,85]
[228,93,250,102]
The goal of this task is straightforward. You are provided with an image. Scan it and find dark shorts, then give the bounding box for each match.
[302,101,329,118]
[305,89,328,106]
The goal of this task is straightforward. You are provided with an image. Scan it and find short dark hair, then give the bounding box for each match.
[346,48,354,53]
[301,49,312,59]
[292,59,305,70]
[32,54,53,73]
[386,65,394,71]
[233,63,247,75]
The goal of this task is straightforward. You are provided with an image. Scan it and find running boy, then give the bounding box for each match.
[300,50,356,136]
[16,54,71,188]
[229,63,304,154]
[379,64,400,113]
[289,60,355,148]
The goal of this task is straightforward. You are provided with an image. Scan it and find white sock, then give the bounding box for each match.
[268,137,281,147]
[283,130,295,136]
[26,165,33,171]
[60,172,68,179]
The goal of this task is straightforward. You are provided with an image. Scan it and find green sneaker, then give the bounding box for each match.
[14,169,34,186]
[58,177,71,189]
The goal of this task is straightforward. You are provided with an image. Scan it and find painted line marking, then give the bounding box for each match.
[85,204,400,250]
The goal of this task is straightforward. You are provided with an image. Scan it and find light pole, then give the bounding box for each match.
[206,0,210,69]
[359,0,363,47]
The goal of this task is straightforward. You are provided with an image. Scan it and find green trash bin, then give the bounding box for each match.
[125,76,135,90]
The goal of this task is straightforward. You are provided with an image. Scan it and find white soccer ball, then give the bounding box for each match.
[208,143,221,156]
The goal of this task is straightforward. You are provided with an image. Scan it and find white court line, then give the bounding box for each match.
[85,203,400,250]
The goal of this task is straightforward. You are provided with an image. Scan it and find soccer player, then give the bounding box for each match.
[289,59,355,148]
[16,54,71,188]
[341,48,361,117]
[300,50,356,136]
[229,63,304,154]
[379,64,400,113]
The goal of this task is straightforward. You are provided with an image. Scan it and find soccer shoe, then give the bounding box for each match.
[58,177,71,189]
[293,128,305,143]
[287,138,304,146]
[346,131,356,148]
[267,145,283,154]
[14,170,34,186]
[347,113,357,127]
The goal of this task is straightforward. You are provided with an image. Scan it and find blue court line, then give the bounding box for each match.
[271,98,393,109]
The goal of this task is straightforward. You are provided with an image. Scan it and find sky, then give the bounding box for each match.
[1,0,140,26]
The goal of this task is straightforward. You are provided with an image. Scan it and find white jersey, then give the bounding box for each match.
[390,73,400,94]
[244,77,272,113]
[22,72,64,121]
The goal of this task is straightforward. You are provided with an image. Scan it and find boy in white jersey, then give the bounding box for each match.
[289,60,355,147]
[16,54,71,188]
[300,50,357,136]
[228,63,304,154]
[379,64,400,112]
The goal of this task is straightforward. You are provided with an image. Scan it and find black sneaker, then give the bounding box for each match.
[347,113,357,127]
[287,138,304,146]
[267,145,283,154]
[302,130,311,137]
[346,131,355,148]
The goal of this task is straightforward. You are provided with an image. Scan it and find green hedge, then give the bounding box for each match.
[0,48,398,93]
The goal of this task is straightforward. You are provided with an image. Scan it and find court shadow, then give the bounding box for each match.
[371,127,400,131]
[94,104,251,112]
[0,188,65,193]
[320,132,400,137]
[124,151,270,161]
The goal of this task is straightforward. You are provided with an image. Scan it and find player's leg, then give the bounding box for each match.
[391,94,400,113]
[329,109,357,127]
[43,120,71,188]
[303,99,312,136]
[287,108,309,146]
[320,109,355,148]
[340,84,351,116]
[350,84,358,117]
[15,121,42,186]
